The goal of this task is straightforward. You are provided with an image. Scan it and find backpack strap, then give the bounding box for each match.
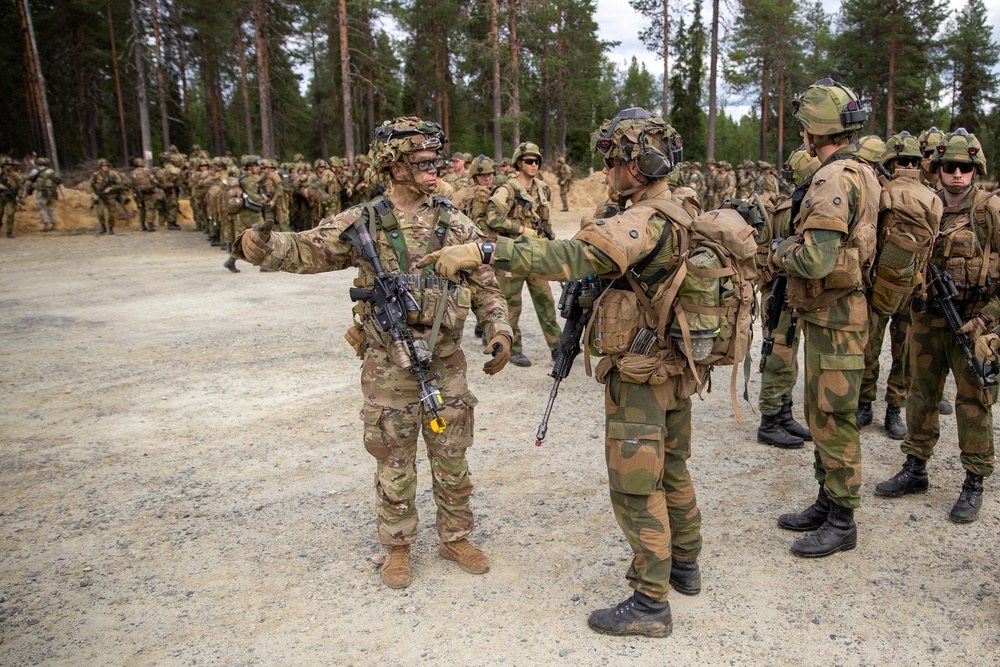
[426,197,456,277]
[365,196,406,271]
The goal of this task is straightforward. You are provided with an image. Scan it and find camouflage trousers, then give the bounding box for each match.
[860,310,909,407]
[193,193,209,230]
[35,194,57,227]
[801,319,867,509]
[220,214,238,247]
[1,199,15,234]
[238,210,263,237]
[155,190,178,226]
[360,346,479,546]
[495,270,561,355]
[902,311,996,477]
[94,198,124,230]
[559,183,571,209]
[135,194,157,229]
[604,371,702,602]
[758,306,802,416]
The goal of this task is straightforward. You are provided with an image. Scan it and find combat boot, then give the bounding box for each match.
[855,401,872,427]
[668,559,701,596]
[757,412,805,449]
[6,232,13,238]
[438,538,490,574]
[790,503,857,558]
[778,484,831,531]
[108,226,114,235]
[509,352,532,367]
[884,405,906,440]
[167,222,181,230]
[381,545,412,589]
[587,591,672,638]
[778,401,811,441]
[949,471,984,523]
[874,454,928,497]
[223,257,240,273]
[99,224,107,235]
[939,398,954,415]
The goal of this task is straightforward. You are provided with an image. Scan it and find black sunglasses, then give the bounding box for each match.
[941,162,975,175]
[521,158,540,166]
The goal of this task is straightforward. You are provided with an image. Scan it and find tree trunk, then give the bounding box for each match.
[886,40,897,136]
[107,0,129,166]
[338,0,355,160]
[541,39,551,159]
[363,7,375,141]
[706,0,719,160]
[149,0,170,149]
[253,0,275,159]
[776,26,785,166]
[17,0,59,172]
[130,0,152,166]
[508,0,521,148]
[441,32,450,142]
[662,0,669,116]
[556,24,567,158]
[759,56,770,160]
[432,20,444,125]
[490,0,502,160]
[236,25,255,155]
[179,39,193,148]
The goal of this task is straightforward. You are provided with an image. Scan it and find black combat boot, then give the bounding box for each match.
[855,402,872,427]
[210,236,220,246]
[777,484,831,531]
[790,503,857,558]
[949,471,984,523]
[99,224,107,235]
[108,226,114,235]
[669,559,701,596]
[168,222,181,230]
[939,398,954,415]
[778,401,812,441]
[874,454,928,497]
[884,405,906,440]
[757,412,805,449]
[587,591,672,638]
[223,257,240,273]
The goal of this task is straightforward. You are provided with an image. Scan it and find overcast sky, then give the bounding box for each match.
[595,0,1000,119]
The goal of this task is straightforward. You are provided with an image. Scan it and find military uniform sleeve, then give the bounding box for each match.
[449,215,513,342]
[234,206,362,272]
[485,186,521,235]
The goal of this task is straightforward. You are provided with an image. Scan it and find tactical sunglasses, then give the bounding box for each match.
[941,162,975,175]
[521,158,540,166]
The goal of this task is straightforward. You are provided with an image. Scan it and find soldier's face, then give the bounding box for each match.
[397,149,438,191]
[474,174,493,187]
[939,162,975,193]
[519,157,539,177]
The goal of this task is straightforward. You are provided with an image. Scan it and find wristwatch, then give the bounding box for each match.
[480,242,495,264]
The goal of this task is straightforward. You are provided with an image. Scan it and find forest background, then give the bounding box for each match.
[3,0,1000,178]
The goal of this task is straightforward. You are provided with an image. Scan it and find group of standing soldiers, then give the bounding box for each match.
[681,158,783,210]
[0,156,62,238]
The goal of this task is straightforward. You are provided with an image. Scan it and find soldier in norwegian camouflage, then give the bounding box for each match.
[555,157,573,211]
[418,108,705,639]
[0,157,24,238]
[875,128,1000,525]
[771,78,880,559]
[90,159,127,235]
[233,116,512,591]
[25,157,61,231]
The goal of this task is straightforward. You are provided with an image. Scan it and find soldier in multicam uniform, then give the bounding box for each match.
[188,158,212,233]
[857,133,942,440]
[760,161,780,199]
[756,145,819,449]
[736,160,754,200]
[703,158,718,209]
[261,159,288,231]
[0,157,24,238]
[419,107,705,639]
[484,141,561,367]
[130,157,159,232]
[555,156,573,211]
[90,159,127,235]
[233,116,512,590]
[770,78,879,558]
[154,154,184,230]
[25,157,60,232]
[687,161,704,205]
[716,160,737,204]
[875,129,1000,524]
[451,154,495,227]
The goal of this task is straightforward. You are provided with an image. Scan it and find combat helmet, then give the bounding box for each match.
[314,158,329,170]
[853,135,885,164]
[467,154,496,177]
[881,131,922,164]
[0,156,15,167]
[918,127,946,157]
[781,144,821,185]
[793,77,867,137]
[511,141,542,169]
[132,157,145,167]
[97,158,110,168]
[591,107,682,180]
[931,128,987,175]
[241,154,262,168]
[37,157,51,167]
[370,116,446,173]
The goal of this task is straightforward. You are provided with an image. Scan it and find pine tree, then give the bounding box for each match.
[942,0,1000,134]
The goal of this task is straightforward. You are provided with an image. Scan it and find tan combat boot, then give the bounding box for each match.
[381,545,412,589]
[438,538,490,574]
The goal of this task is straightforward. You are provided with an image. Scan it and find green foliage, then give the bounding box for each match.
[942,0,1000,134]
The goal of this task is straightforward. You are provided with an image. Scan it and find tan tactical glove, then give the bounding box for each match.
[239,218,274,265]
[958,313,991,340]
[520,227,538,238]
[483,333,512,375]
[415,243,484,282]
[974,333,1000,365]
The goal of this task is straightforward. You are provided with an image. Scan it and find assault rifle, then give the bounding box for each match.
[535,275,608,446]
[927,263,998,396]
[758,275,787,373]
[338,214,448,434]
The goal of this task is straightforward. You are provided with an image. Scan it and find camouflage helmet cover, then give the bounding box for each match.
[241,154,262,168]
[591,107,682,179]
[37,157,51,166]
[314,158,329,169]
[1,156,15,166]
[467,154,496,177]
[853,135,885,164]
[918,127,945,156]
[132,157,145,167]
[556,157,565,163]
[97,158,109,167]
[793,77,867,136]
[782,144,821,185]
[932,127,987,175]
[881,131,922,163]
[511,141,542,169]
[370,116,446,172]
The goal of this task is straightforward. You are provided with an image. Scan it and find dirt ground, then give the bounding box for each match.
[1,198,999,667]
